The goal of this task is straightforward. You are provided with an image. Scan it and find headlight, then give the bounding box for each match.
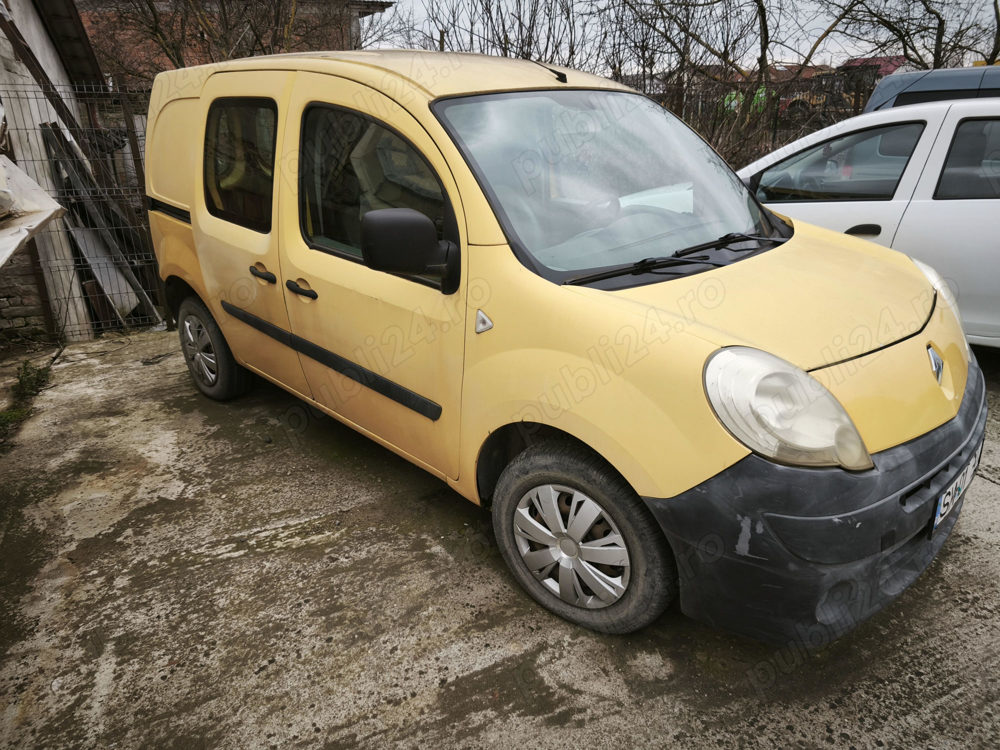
[912,258,969,360]
[704,347,873,471]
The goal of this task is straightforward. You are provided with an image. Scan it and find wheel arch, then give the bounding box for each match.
[475,422,636,509]
[485,425,681,633]
[164,275,201,318]
[167,276,244,363]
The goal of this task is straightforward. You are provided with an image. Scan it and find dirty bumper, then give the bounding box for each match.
[644,357,988,645]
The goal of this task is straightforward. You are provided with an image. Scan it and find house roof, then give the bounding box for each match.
[349,1,395,19]
[841,56,907,77]
[767,63,834,82]
[31,0,104,86]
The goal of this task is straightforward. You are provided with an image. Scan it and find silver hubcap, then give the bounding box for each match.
[513,484,630,609]
[182,314,218,387]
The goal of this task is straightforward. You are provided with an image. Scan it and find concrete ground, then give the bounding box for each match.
[1,330,998,748]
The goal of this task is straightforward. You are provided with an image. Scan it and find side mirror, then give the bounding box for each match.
[361,208,459,293]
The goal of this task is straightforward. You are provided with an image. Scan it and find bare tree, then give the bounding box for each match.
[81,0,367,85]
[357,3,422,49]
[418,0,601,69]
[82,0,999,164]
[590,0,854,162]
[834,0,998,68]
[593,0,668,94]
[985,0,1000,64]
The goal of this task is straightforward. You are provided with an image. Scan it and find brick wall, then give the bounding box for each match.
[0,244,47,337]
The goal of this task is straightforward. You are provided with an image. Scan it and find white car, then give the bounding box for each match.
[738,99,1000,347]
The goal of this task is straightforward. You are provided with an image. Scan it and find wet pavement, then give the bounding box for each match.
[1,331,998,748]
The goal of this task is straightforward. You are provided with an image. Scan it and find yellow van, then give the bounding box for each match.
[146,51,986,644]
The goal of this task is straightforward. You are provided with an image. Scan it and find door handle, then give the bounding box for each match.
[286,279,318,299]
[845,224,881,236]
[249,265,276,283]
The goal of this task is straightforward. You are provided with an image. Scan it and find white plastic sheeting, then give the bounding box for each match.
[0,153,64,270]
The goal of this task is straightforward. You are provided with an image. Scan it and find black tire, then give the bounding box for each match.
[177,296,252,401]
[492,441,676,634]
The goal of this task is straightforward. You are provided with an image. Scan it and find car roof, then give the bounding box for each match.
[865,65,1000,111]
[153,49,630,102]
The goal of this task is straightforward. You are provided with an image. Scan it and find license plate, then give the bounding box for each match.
[933,441,984,530]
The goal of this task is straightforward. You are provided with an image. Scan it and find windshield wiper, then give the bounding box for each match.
[563,255,726,286]
[672,231,788,258]
[563,231,790,287]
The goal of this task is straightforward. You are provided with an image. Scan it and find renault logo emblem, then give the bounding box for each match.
[927,346,944,385]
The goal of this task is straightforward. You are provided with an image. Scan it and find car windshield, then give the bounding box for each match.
[434,90,775,279]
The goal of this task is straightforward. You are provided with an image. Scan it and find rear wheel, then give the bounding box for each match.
[492,441,676,634]
[177,297,251,400]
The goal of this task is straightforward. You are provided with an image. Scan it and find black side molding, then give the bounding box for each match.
[146,196,191,224]
[219,301,442,421]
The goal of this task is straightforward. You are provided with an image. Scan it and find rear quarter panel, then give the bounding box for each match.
[145,74,206,301]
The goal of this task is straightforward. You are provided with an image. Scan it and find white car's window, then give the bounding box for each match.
[755,122,924,203]
[935,118,1000,200]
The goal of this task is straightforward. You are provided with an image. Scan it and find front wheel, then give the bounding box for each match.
[492,441,676,634]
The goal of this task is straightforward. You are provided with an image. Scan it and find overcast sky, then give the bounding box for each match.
[373,0,894,73]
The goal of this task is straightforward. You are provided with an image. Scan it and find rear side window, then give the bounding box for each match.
[935,119,1000,200]
[755,122,924,202]
[204,98,277,232]
[299,104,447,259]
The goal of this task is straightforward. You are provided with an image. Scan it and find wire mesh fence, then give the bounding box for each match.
[0,82,167,342]
[634,65,880,167]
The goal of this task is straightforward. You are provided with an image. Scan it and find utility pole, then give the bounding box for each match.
[439,29,446,52]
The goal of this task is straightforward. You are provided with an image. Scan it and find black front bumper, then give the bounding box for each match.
[643,357,987,646]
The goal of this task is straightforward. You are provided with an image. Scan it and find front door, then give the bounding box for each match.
[277,72,468,478]
[752,113,944,245]
[894,104,1000,341]
[194,71,311,397]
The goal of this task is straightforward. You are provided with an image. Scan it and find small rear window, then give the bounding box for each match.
[204,98,277,233]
